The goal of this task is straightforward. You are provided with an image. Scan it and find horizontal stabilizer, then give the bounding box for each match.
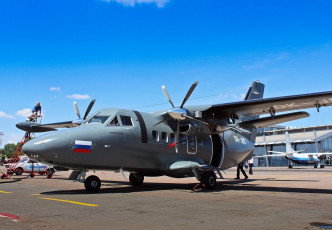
[239,112,309,129]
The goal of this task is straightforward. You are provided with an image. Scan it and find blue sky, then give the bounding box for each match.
[1,0,332,145]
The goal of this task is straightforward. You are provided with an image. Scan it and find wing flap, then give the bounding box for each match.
[239,111,309,129]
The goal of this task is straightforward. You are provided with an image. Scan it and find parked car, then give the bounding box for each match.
[5,156,55,177]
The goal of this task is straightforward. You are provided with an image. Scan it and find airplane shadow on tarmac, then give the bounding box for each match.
[40,178,332,195]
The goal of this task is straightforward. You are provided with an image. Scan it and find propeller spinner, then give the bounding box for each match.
[156,81,200,153]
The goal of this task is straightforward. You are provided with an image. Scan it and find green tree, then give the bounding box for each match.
[2,143,19,159]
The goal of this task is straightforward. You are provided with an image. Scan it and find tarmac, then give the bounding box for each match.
[1,167,332,230]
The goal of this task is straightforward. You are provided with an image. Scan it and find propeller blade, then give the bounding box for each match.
[153,117,172,126]
[162,85,175,108]
[83,99,96,120]
[180,81,198,108]
[73,102,81,119]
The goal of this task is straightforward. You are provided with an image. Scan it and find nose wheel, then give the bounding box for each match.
[84,175,101,192]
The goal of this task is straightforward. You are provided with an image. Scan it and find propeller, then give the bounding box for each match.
[156,81,201,153]
[72,99,96,126]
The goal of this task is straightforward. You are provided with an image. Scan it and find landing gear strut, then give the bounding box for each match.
[129,173,144,186]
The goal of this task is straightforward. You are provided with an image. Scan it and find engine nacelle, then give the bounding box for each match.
[179,123,211,136]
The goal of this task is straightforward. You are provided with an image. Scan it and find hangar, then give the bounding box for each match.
[254,125,332,166]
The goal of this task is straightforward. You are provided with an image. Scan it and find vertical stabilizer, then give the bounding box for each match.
[285,132,295,153]
[240,81,265,142]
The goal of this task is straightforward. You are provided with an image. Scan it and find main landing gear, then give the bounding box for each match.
[129,173,144,186]
[200,171,217,189]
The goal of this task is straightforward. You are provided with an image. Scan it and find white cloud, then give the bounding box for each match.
[0,111,15,119]
[243,52,290,70]
[6,134,22,144]
[66,94,91,100]
[101,0,170,8]
[50,86,61,91]
[16,108,32,117]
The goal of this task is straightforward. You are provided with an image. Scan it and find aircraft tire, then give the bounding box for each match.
[314,165,318,168]
[47,168,55,175]
[84,175,101,193]
[320,165,325,168]
[30,173,35,178]
[201,171,217,189]
[15,168,23,176]
[129,173,144,186]
[288,165,293,169]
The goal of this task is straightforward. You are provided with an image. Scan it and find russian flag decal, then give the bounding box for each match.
[74,140,92,153]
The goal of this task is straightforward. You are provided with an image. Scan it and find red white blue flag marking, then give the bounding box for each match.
[74,140,92,153]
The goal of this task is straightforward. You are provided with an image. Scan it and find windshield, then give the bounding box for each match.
[86,115,110,124]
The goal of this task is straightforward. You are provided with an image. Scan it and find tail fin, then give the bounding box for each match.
[240,81,265,142]
[285,131,295,153]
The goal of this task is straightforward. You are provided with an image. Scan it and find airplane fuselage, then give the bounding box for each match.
[23,108,254,178]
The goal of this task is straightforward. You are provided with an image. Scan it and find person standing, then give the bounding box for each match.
[248,157,254,175]
[235,161,248,179]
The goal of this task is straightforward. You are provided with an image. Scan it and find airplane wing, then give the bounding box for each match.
[202,91,332,119]
[38,121,78,129]
[16,121,78,132]
[317,153,332,157]
[255,153,287,158]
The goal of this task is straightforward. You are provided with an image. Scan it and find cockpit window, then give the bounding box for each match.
[120,116,133,126]
[87,115,110,124]
[108,117,120,126]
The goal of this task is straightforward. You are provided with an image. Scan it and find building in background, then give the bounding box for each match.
[254,125,332,167]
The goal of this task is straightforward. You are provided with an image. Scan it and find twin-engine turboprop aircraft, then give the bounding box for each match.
[255,131,332,168]
[18,81,332,192]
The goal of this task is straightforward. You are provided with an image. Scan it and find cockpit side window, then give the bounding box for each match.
[120,116,133,126]
[87,115,110,124]
[108,116,120,126]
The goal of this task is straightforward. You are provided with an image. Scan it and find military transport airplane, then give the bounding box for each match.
[255,131,332,168]
[16,81,332,192]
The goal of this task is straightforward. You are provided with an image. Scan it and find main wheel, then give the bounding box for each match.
[320,165,325,168]
[314,165,318,168]
[84,175,101,192]
[15,168,23,175]
[129,173,144,186]
[30,173,35,178]
[201,171,217,189]
[288,165,293,169]
[47,168,55,175]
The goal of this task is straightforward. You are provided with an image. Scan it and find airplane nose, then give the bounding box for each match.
[22,133,69,160]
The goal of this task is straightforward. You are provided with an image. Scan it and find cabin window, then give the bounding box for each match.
[87,115,110,124]
[120,116,133,126]
[161,132,168,143]
[108,117,120,126]
[152,130,159,142]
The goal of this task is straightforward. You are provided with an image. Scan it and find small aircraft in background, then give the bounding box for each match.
[17,80,332,192]
[255,131,332,168]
